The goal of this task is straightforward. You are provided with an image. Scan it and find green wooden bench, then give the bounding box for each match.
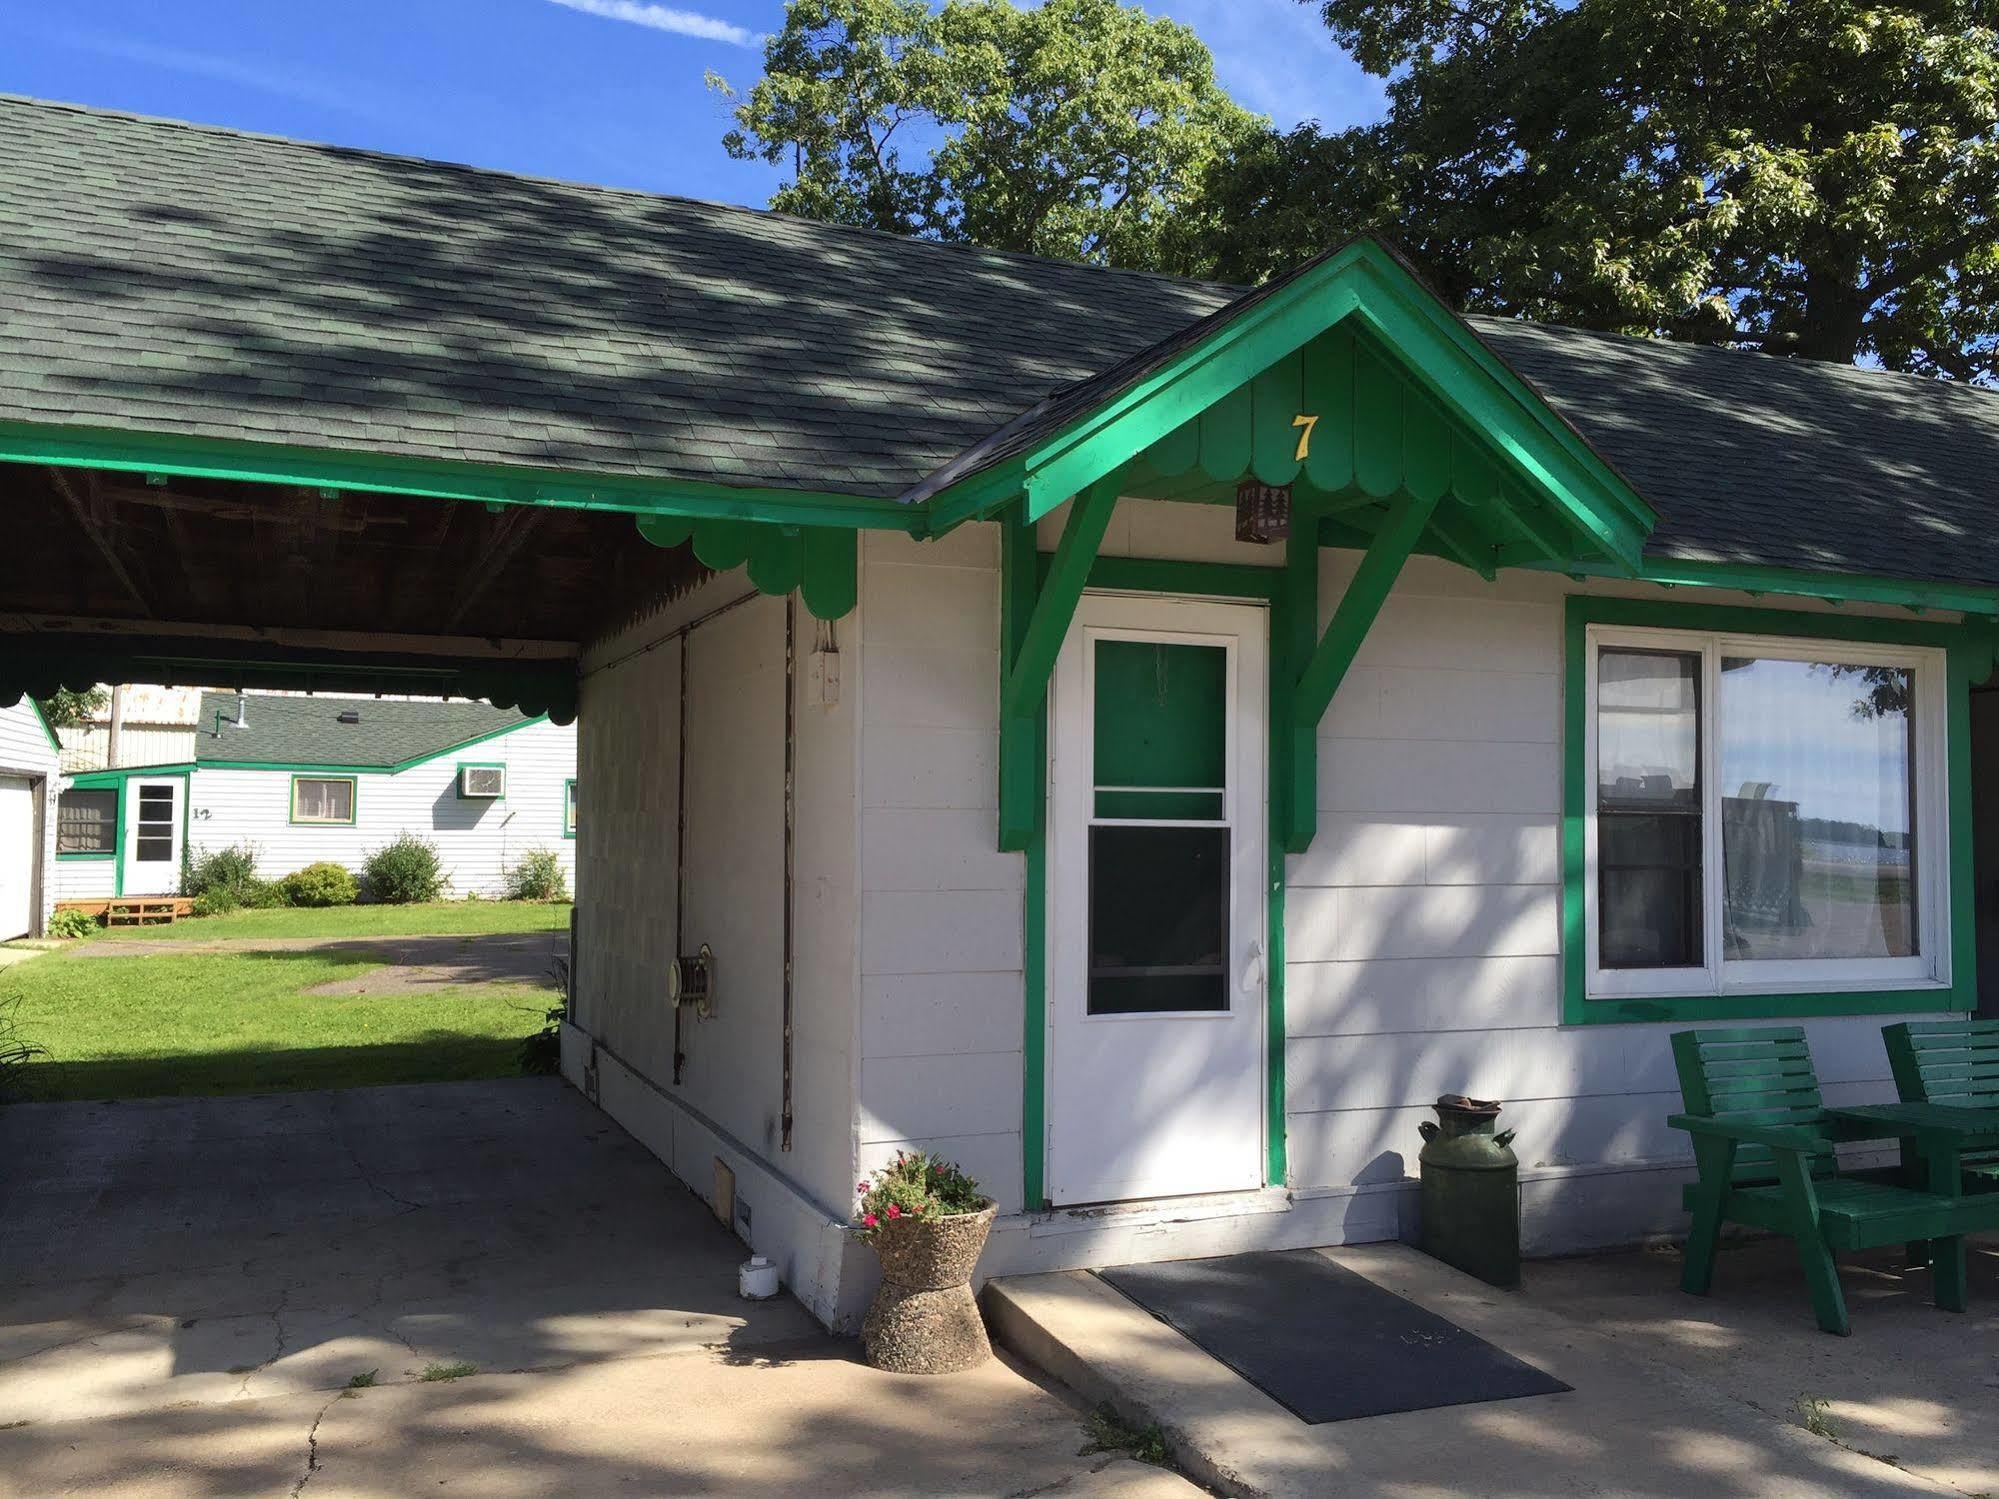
[1883,1018,1999,1189]
[1670,1025,1999,1335]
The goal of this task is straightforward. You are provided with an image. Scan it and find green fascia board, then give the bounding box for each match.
[392,715,546,773]
[926,240,1656,574]
[1540,556,1999,618]
[0,418,919,534]
[66,761,199,787]
[1561,593,1978,1026]
[30,699,59,755]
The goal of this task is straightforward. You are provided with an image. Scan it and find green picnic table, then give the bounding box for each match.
[1826,1100,1999,1313]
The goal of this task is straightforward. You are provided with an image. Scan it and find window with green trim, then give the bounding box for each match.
[56,788,116,855]
[291,775,357,825]
[563,778,576,838]
[1583,620,1949,1007]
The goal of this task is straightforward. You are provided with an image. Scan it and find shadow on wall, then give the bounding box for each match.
[431,783,506,834]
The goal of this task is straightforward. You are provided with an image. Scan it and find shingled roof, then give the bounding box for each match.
[194,692,533,769]
[5,96,1999,590]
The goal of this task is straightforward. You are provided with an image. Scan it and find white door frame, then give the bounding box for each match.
[122,775,186,897]
[1044,590,1269,1206]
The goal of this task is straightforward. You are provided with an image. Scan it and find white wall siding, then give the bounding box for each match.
[853,525,1028,1214]
[570,574,861,1307]
[1282,553,1957,1250]
[181,717,576,897]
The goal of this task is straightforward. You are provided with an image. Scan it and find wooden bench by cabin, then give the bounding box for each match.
[1883,1018,1999,1188]
[1670,1025,1999,1335]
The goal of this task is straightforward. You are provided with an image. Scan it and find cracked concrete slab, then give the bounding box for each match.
[0,1345,1204,1499]
[0,1078,820,1424]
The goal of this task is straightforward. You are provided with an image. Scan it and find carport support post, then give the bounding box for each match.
[998,478,1117,852]
[1288,489,1440,852]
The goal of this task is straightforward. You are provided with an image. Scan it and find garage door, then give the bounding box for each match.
[0,776,33,940]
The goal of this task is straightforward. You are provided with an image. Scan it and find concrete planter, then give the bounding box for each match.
[860,1201,997,1374]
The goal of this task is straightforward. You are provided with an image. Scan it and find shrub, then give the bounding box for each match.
[47,908,97,940]
[853,1151,986,1237]
[518,999,566,1076]
[278,861,358,908]
[239,878,286,909]
[504,847,568,902]
[363,834,447,904]
[184,843,262,903]
[188,888,240,919]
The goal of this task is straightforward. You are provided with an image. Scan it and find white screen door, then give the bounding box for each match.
[123,777,183,896]
[1045,592,1268,1206]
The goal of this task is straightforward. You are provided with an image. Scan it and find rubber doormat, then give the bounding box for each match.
[1096,1249,1570,1424]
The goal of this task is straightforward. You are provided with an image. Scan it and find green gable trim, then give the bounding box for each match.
[30,699,59,755]
[0,418,918,534]
[1561,594,1978,1027]
[924,240,1656,578]
[1542,556,1999,618]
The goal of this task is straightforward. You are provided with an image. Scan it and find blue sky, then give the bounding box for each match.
[0,1,1385,208]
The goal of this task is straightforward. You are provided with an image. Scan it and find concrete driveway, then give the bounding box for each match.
[0,1079,1194,1497]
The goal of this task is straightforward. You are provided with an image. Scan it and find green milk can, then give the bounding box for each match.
[1417,1094,1520,1288]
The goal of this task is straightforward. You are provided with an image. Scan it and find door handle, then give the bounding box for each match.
[1240,942,1264,993]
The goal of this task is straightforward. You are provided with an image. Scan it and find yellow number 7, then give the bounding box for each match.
[1291,413,1319,462]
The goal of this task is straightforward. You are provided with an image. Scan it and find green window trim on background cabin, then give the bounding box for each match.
[1012,543,1290,1207]
[1561,594,1980,1026]
[289,773,359,827]
[563,778,577,839]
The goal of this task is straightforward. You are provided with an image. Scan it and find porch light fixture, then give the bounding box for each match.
[1234,481,1291,544]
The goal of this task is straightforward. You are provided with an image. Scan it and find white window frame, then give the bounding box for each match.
[1584,623,1950,1002]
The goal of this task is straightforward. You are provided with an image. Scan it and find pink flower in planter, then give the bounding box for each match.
[862,1213,878,1228]
[886,1204,902,1220]
[857,1180,871,1194]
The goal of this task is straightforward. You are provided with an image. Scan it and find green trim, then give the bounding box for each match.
[1541,557,1999,618]
[563,778,577,839]
[1295,490,1439,727]
[999,480,1118,724]
[1079,556,1282,603]
[393,714,546,771]
[455,761,507,800]
[62,716,550,784]
[0,417,919,533]
[923,239,1656,576]
[1005,515,1050,1207]
[29,699,59,755]
[1561,594,1979,1026]
[1014,550,1289,1202]
[65,762,197,788]
[289,773,359,827]
[55,852,115,860]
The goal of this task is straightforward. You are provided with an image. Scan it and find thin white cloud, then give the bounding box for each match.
[48,31,392,122]
[546,0,760,48]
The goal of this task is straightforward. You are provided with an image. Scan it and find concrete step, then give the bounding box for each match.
[984,1244,1952,1499]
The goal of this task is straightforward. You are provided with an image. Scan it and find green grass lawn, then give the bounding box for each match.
[98,900,572,942]
[1,950,555,1101]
